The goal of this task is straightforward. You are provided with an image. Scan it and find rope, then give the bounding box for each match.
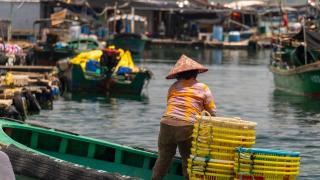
[191,112,203,175]
[194,118,201,157]
[191,155,196,174]
[237,151,241,173]
[203,155,210,175]
[15,0,26,9]
[203,126,213,175]
[251,174,256,180]
[250,153,255,177]
[203,111,212,176]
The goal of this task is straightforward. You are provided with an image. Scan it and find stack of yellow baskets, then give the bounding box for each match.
[234,147,300,180]
[188,112,257,180]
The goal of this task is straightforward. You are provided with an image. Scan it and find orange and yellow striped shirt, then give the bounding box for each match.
[163,79,216,124]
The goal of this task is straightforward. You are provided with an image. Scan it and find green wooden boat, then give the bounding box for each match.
[107,33,147,60]
[60,64,152,96]
[0,118,183,179]
[32,38,99,66]
[269,62,320,96]
[269,29,320,96]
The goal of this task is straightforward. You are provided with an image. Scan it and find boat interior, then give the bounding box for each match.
[2,123,183,179]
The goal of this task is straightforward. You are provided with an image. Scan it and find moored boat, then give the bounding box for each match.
[0,118,183,179]
[107,13,148,60]
[269,61,320,96]
[32,38,99,66]
[107,33,147,59]
[29,18,100,66]
[62,64,152,95]
[58,48,152,96]
[269,28,320,96]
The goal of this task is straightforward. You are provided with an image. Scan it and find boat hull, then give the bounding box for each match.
[33,48,76,66]
[32,39,99,66]
[269,63,320,96]
[108,34,146,59]
[63,64,150,95]
[0,118,183,179]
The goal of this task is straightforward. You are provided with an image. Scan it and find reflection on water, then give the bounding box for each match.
[271,90,320,122]
[268,90,320,179]
[143,46,270,66]
[63,92,149,103]
[29,47,320,179]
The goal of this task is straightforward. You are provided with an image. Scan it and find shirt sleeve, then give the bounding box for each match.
[203,85,216,116]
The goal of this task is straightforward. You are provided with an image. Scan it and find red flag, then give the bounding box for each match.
[282,13,288,27]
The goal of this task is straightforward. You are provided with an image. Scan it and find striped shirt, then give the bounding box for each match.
[163,79,216,124]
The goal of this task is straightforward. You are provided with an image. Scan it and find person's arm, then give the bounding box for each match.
[203,85,216,116]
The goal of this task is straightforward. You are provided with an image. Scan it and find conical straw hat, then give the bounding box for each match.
[166,54,208,79]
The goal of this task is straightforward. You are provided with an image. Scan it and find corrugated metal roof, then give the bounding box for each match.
[87,0,229,12]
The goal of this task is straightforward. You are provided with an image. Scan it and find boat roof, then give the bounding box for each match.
[292,29,320,50]
[224,0,266,9]
[87,0,230,13]
[258,6,298,16]
[108,14,147,23]
[0,19,11,23]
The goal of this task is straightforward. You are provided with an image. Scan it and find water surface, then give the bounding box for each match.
[31,47,319,179]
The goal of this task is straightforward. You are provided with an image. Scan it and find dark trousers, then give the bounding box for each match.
[152,123,193,180]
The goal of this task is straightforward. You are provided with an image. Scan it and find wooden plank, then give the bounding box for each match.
[0,66,54,73]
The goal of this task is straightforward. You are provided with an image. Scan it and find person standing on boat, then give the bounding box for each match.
[152,55,216,180]
[282,11,289,32]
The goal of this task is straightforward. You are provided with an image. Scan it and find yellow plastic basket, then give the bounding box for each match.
[191,114,256,159]
[191,148,235,161]
[189,113,258,180]
[193,134,255,146]
[188,155,235,180]
[188,157,234,170]
[235,156,300,167]
[191,142,236,156]
[234,148,300,180]
[195,114,257,130]
[234,164,299,173]
[193,123,256,136]
[235,153,300,163]
[193,128,256,142]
